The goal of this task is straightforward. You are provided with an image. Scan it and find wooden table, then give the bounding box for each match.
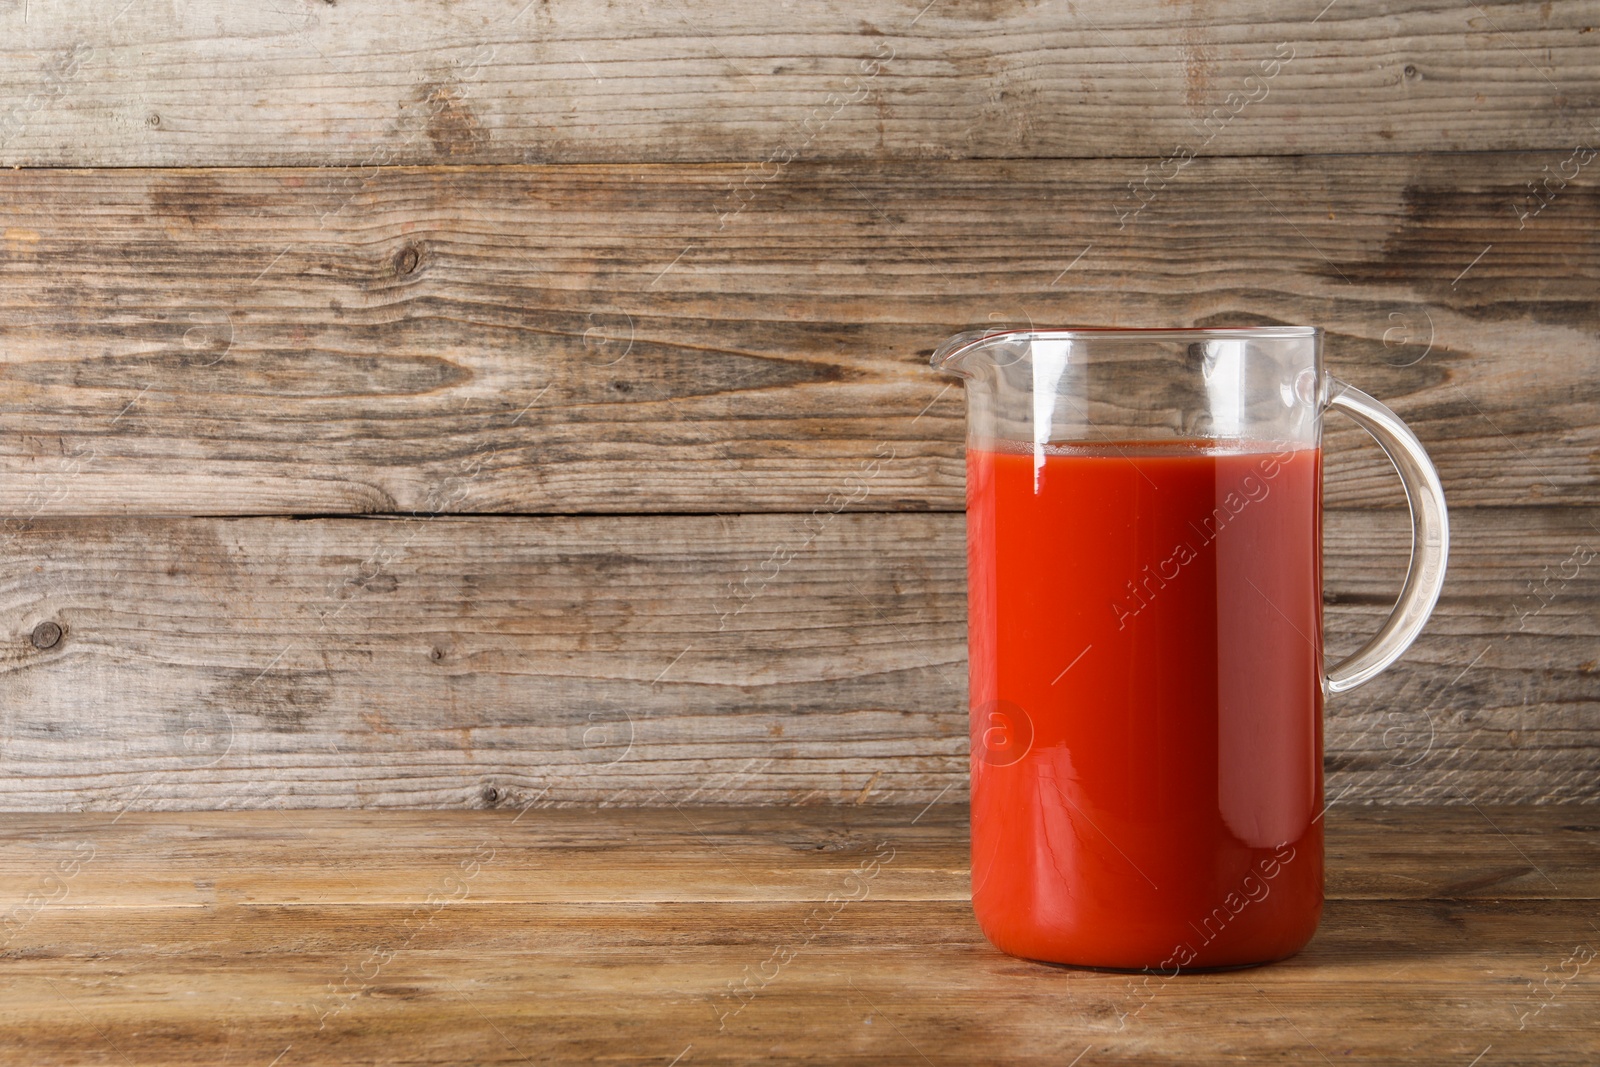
[2,805,1595,1065]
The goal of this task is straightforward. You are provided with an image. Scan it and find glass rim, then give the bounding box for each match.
[930,325,1324,375]
[957,325,1320,343]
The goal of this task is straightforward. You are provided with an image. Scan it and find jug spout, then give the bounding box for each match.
[930,329,1013,377]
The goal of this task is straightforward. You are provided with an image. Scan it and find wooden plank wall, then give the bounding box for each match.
[0,0,1595,808]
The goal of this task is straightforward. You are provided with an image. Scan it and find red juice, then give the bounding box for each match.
[966,442,1324,970]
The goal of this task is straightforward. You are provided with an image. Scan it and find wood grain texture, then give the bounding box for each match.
[0,0,1594,166]
[0,155,1594,515]
[0,807,1596,1065]
[0,508,1592,809]
[0,806,1594,908]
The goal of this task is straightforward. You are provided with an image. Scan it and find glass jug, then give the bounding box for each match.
[932,326,1448,970]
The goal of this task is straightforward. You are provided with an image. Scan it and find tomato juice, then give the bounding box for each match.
[966,442,1325,969]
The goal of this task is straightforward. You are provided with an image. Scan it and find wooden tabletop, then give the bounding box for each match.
[2,804,1596,1065]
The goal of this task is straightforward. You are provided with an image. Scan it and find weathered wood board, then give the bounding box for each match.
[0,0,1596,166]
[0,509,1591,809]
[0,0,1592,815]
[0,155,1594,516]
[0,807,1595,1065]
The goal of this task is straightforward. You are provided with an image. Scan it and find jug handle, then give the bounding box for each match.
[1323,377,1450,695]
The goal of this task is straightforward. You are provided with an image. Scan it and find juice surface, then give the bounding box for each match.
[966,442,1325,970]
